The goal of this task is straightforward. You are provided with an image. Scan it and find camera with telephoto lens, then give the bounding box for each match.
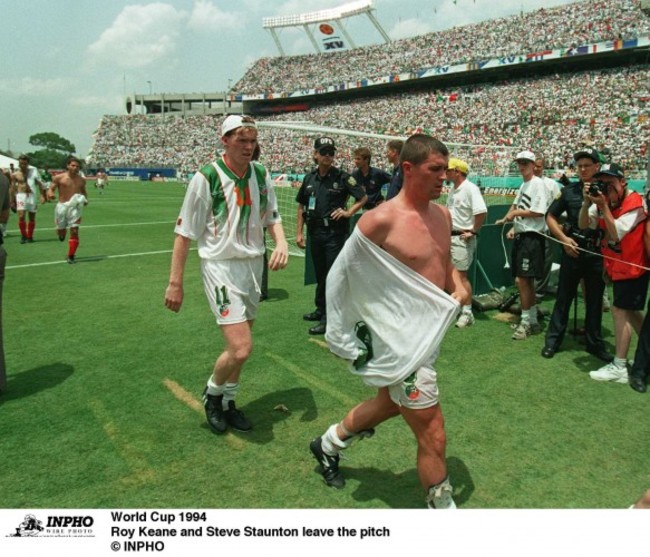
[588,180,608,197]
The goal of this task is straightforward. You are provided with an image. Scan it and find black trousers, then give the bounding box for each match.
[544,251,606,352]
[630,298,650,381]
[308,225,347,323]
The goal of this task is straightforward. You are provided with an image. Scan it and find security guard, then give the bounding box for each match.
[541,147,612,362]
[296,137,367,335]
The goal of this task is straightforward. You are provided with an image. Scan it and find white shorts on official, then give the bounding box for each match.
[386,365,439,409]
[450,235,477,272]
[15,192,38,213]
[200,256,264,325]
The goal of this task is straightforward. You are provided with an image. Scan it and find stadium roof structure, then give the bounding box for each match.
[262,0,390,56]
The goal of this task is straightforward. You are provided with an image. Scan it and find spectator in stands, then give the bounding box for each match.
[446,157,487,328]
[579,162,649,384]
[351,147,391,211]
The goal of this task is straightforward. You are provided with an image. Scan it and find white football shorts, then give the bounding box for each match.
[15,192,38,213]
[387,366,439,409]
[55,201,83,229]
[200,256,264,325]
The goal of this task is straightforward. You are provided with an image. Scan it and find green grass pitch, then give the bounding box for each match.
[1,180,647,509]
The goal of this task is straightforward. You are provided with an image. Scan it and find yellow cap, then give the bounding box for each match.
[448,158,469,175]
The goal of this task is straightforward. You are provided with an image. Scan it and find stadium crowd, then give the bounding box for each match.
[88,65,649,178]
[232,0,649,95]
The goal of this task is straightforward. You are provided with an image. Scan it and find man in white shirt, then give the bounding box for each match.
[164,115,289,434]
[496,151,548,340]
[446,158,487,328]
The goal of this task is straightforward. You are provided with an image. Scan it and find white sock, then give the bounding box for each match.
[322,423,348,455]
[521,309,532,324]
[613,357,627,369]
[206,376,225,397]
[462,305,472,314]
[222,382,240,409]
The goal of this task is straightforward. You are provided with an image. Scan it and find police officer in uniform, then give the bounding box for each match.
[296,137,367,335]
[541,148,612,362]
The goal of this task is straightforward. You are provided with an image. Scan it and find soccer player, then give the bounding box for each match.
[309,135,467,509]
[165,115,288,434]
[95,169,108,194]
[47,156,88,264]
[10,155,46,243]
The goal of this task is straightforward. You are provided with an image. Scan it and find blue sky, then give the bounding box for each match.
[0,0,575,158]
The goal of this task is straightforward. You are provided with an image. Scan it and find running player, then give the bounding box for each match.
[47,156,88,264]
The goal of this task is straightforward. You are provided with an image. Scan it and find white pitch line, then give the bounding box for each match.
[5,221,175,234]
[6,247,303,270]
[6,248,193,270]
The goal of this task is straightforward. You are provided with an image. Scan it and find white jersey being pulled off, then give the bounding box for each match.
[325,227,460,387]
[174,158,281,260]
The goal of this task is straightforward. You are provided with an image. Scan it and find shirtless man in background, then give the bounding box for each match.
[48,156,88,264]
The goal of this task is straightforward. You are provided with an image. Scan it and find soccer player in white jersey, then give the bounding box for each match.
[164,115,288,434]
[446,158,487,328]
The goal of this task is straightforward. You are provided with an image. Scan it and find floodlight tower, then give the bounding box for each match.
[262,0,390,56]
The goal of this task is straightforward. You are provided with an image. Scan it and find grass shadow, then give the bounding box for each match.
[0,363,74,404]
[74,255,108,264]
[262,288,289,302]
[323,456,474,509]
[232,387,318,445]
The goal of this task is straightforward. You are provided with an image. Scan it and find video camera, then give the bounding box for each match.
[563,223,604,253]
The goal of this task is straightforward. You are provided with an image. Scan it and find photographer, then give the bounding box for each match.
[541,148,611,361]
[579,163,649,384]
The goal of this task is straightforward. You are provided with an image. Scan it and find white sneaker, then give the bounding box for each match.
[512,322,531,340]
[589,362,628,384]
[456,312,475,328]
[426,477,457,509]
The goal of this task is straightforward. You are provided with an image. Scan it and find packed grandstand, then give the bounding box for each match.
[87,0,650,181]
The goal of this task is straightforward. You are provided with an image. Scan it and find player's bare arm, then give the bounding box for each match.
[266,222,289,271]
[164,234,191,312]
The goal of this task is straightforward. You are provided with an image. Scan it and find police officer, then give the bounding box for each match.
[541,147,612,362]
[351,147,391,210]
[296,137,367,335]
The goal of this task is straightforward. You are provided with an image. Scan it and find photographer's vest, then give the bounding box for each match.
[598,192,648,281]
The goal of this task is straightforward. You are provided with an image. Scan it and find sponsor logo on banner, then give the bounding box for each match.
[319,22,346,51]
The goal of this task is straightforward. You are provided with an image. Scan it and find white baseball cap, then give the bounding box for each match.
[221,115,256,136]
[514,150,536,163]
